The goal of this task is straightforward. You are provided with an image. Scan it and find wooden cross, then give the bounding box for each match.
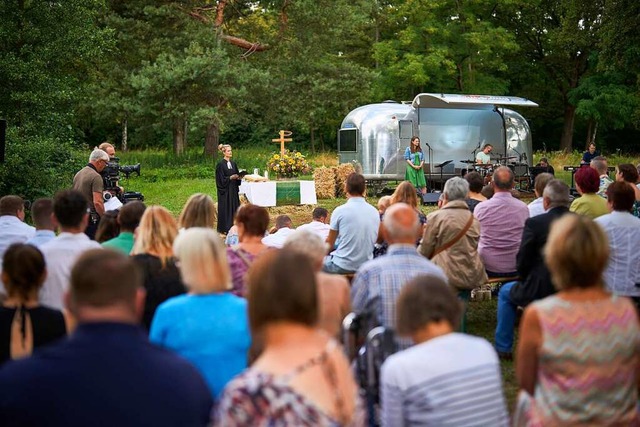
[272,130,293,157]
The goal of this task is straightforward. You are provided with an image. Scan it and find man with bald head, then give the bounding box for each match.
[474,166,529,277]
[351,203,447,350]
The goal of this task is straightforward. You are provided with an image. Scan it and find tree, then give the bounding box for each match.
[0,0,112,137]
[82,1,268,156]
[498,0,605,151]
[372,0,519,101]
[571,68,640,147]
[249,0,376,151]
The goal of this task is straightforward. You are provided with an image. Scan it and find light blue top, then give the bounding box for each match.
[329,197,380,272]
[149,293,251,400]
[26,230,56,247]
[595,211,640,297]
[403,147,423,162]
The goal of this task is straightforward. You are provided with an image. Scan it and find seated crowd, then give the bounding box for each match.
[0,159,639,426]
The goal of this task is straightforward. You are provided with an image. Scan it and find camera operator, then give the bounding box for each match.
[99,142,125,195]
[73,148,109,240]
[99,142,116,158]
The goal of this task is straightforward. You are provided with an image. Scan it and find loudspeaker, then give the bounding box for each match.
[422,192,442,205]
[0,119,6,164]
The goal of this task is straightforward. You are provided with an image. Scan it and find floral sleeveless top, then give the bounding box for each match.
[214,341,365,426]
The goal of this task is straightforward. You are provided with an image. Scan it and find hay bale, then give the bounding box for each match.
[334,163,356,197]
[313,166,335,199]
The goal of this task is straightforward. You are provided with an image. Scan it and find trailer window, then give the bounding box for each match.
[338,129,357,152]
[399,120,413,139]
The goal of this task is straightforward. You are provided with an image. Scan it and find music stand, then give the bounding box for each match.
[434,160,453,190]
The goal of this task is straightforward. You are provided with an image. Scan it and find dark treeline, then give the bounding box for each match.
[1,0,639,169]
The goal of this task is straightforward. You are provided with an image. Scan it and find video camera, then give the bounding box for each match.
[102,157,144,204]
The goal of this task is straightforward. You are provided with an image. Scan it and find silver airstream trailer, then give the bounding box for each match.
[338,93,538,183]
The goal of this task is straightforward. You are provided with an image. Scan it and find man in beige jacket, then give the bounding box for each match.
[419,177,487,331]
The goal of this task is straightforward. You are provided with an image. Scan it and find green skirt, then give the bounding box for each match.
[405,153,426,188]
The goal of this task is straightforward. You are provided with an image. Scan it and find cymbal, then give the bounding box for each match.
[491,156,518,160]
[460,160,476,164]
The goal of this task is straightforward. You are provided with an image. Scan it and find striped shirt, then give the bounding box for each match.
[380,333,508,427]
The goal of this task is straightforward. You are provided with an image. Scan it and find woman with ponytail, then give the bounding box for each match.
[0,244,68,364]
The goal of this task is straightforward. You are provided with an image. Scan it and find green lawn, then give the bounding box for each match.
[116,147,603,414]
[467,298,519,411]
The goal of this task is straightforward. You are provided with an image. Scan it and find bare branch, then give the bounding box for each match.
[222,34,269,52]
[280,0,291,35]
[215,0,227,28]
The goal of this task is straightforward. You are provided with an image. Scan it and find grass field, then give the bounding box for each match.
[114,147,640,412]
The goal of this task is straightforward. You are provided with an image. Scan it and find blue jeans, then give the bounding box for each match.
[322,256,354,274]
[495,281,518,353]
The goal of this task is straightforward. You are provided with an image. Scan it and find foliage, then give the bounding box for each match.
[2,0,640,156]
[240,0,376,153]
[0,0,112,138]
[497,0,610,151]
[266,151,312,178]
[571,71,640,130]
[372,0,519,100]
[0,128,86,201]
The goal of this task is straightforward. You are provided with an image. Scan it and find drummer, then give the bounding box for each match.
[475,144,493,164]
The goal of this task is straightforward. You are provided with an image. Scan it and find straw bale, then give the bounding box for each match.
[334,163,356,197]
[313,166,335,199]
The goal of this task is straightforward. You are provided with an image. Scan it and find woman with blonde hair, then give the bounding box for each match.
[390,181,427,224]
[150,228,250,400]
[215,248,364,425]
[178,193,217,231]
[373,181,425,256]
[131,206,185,330]
[516,214,640,425]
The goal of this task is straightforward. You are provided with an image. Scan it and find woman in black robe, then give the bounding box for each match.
[215,144,241,233]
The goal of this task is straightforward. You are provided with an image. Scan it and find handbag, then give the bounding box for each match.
[431,213,474,257]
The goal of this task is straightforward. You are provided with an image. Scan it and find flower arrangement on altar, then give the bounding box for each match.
[266,150,312,178]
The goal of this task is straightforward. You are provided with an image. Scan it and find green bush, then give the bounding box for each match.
[0,129,86,202]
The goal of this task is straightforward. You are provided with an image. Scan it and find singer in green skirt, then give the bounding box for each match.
[404,136,427,194]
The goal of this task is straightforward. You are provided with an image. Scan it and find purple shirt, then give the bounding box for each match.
[473,191,529,274]
[226,247,257,297]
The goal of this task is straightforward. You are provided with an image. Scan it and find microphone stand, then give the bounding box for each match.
[472,141,481,163]
[424,141,433,192]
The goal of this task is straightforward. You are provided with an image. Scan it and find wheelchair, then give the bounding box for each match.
[342,312,397,427]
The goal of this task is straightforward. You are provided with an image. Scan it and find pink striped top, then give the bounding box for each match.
[528,294,640,426]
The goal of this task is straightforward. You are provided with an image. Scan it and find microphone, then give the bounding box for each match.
[512,147,523,162]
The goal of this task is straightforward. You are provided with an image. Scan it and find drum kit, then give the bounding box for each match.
[460,156,519,180]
